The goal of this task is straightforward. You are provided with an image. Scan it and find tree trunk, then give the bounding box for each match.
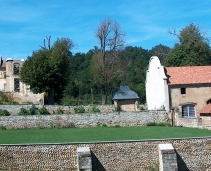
[101,88,107,105]
[48,84,55,105]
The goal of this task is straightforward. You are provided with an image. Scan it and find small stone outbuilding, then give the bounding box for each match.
[112,85,139,111]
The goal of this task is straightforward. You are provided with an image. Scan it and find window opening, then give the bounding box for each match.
[14,63,20,75]
[181,88,186,94]
[182,104,195,118]
[14,78,20,92]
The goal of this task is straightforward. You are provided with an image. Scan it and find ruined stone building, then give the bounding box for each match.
[0,55,44,104]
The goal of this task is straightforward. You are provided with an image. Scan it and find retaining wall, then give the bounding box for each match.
[1,137,211,171]
[0,111,168,129]
[0,105,114,115]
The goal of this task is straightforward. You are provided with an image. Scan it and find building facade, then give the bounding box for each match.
[146,56,211,127]
[0,55,44,104]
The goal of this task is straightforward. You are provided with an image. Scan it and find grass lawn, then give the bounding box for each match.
[0,126,211,144]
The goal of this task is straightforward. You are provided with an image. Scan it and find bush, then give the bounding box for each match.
[38,107,50,115]
[57,109,64,114]
[0,109,10,116]
[29,105,37,115]
[18,108,29,116]
[146,122,171,127]
[0,125,6,130]
[157,122,171,127]
[146,122,158,126]
[90,106,101,113]
[74,106,85,113]
[102,123,107,127]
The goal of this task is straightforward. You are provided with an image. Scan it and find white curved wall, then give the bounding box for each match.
[146,56,169,112]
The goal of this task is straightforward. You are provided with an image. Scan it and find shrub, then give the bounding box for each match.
[29,104,37,115]
[90,106,101,113]
[157,122,171,127]
[74,106,85,113]
[146,122,158,126]
[18,108,29,116]
[102,123,107,127]
[57,109,64,114]
[0,109,10,116]
[38,107,50,115]
[0,125,6,130]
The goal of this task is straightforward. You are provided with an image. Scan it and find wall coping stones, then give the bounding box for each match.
[158,144,175,153]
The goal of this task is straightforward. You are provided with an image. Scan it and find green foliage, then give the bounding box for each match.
[0,125,6,130]
[0,110,10,116]
[74,106,85,113]
[102,123,107,127]
[18,108,29,116]
[57,109,64,114]
[0,91,14,104]
[29,105,37,115]
[146,122,170,127]
[166,23,211,66]
[146,122,158,126]
[38,107,50,115]
[157,122,171,127]
[90,106,100,113]
[20,37,74,104]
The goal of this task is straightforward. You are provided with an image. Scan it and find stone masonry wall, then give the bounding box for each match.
[0,105,114,115]
[0,111,168,129]
[1,137,211,171]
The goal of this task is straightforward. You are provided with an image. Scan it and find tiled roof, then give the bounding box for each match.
[199,103,211,114]
[165,66,211,85]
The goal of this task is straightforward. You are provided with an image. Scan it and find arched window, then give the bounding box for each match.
[182,104,195,118]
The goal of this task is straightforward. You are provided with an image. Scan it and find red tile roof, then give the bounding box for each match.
[165,66,211,85]
[199,103,211,114]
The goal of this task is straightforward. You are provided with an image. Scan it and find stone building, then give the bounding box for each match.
[146,56,211,127]
[0,55,44,104]
[112,85,139,111]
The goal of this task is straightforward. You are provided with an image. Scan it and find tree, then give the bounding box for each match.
[149,44,170,65]
[165,23,211,66]
[20,37,73,104]
[92,18,126,105]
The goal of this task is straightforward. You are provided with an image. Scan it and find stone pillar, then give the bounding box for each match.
[77,147,92,171]
[158,144,178,171]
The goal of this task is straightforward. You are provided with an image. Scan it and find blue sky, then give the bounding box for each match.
[0,0,211,60]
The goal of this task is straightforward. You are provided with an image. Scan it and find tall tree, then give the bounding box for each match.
[165,23,211,66]
[20,37,73,104]
[149,44,170,65]
[92,18,126,105]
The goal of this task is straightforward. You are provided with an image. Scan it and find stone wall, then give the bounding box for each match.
[1,137,211,171]
[0,105,115,115]
[174,111,201,128]
[0,111,168,129]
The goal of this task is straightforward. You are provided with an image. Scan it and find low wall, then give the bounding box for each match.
[0,111,168,129]
[1,137,211,171]
[0,105,115,115]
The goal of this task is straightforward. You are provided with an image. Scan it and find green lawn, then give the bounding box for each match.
[0,126,211,144]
